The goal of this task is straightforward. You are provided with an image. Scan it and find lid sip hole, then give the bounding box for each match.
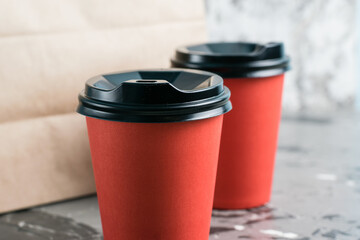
[136,80,157,83]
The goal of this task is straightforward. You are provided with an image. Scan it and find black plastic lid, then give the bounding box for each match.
[171,42,290,78]
[77,69,232,123]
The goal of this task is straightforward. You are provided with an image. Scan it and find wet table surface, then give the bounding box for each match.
[1,111,360,240]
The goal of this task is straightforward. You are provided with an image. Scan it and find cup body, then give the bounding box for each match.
[86,115,223,239]
[77,69,231,236]
[213,74,284,209]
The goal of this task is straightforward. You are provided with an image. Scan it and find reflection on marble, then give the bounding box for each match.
[0,210,102,240]
[205,0,357,112]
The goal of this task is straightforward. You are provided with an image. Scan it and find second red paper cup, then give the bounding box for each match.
[77,69,231,239]
[172,42,290,209]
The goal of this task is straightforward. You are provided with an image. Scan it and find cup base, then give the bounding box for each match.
[213,198,270,210]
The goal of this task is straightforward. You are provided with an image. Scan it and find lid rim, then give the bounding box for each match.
[171,56,290,68]
[171,62,290,78]
[77,102,231,123]
[77,93,232,123]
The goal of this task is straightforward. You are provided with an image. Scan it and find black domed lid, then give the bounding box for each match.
[77,69,231,123]
[171,42,290,78]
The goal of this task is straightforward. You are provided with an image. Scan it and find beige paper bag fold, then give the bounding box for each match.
[0,22,205,124]
[0,113,95,213]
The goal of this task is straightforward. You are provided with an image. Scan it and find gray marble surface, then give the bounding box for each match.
[205,0,357,112]
[0,111,359,239]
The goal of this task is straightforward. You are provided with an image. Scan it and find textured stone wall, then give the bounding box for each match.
[205,0,356,112]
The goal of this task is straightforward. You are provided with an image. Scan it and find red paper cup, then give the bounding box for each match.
[77,69,231,239]
[171,42,290,209]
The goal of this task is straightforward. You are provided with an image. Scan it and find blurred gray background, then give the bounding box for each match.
[205,0,358,113]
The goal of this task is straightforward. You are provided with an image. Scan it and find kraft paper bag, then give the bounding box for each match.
[0,0,206,213]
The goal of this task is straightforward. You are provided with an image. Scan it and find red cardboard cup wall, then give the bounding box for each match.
[86,116,223,240]
[214,74,284,209]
